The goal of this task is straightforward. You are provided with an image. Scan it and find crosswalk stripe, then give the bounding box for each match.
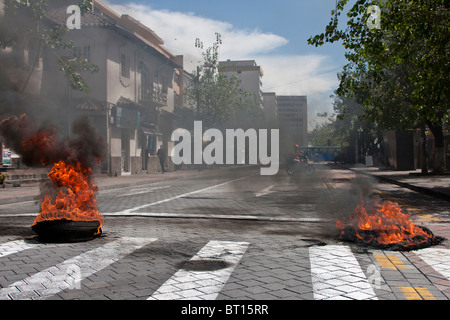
[0,236,448,300]
[309,245,378,300]
[0,237,157,300]
[148,240,249,300]
[0,239,47,258]
[414,248,450,281]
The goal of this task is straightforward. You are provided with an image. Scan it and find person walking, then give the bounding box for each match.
[156,145,166,173]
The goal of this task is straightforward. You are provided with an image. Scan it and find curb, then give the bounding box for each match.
[333,164,450,203]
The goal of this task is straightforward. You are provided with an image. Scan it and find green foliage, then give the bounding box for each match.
[0,173,6,184]
[0,0,98,93]
[59,57,99,93]
[182,33,263,129]
[311,122,340,147]
[308,0,449,127]
[308,0,449,171]
[312,94,382,159]
[77,0,93,15]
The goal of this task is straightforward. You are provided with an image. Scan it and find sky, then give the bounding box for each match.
[104,0,350,130]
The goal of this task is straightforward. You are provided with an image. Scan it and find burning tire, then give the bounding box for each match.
[32,219,102,243]
[336,199,445,251]
[0,115,105,243]
[338,225,444,251]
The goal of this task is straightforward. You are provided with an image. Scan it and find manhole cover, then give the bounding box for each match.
[177,259,233,271]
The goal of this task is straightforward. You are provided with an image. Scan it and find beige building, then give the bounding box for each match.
[277,95,308,146]
[3,0,185,175]
[262,92,278,123]
[218,60,263,109]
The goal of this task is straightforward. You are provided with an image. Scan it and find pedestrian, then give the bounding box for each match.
[157,145,166,173]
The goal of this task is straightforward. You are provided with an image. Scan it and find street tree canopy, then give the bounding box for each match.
[179,33,263,130]
[308,0,449,172]
[0,0,99,94]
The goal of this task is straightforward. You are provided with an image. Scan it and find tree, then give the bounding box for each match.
[312,93,384,164]
[0,0,98,94]
[308,0,449,172]
[178,33,262,130]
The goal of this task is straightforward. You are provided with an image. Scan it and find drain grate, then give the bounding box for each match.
[177,259,233,271]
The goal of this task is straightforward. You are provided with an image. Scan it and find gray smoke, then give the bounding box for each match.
[0,114,106,170]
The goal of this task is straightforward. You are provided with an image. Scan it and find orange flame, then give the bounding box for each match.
[32,161,103,234]
[22,127,57,166]
[0,114,105,235]
[336,198,432,246]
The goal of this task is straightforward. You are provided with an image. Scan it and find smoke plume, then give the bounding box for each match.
[0,114,106,170]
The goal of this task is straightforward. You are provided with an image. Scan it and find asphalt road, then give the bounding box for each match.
[0,165,342,237]
[0,164,449,303]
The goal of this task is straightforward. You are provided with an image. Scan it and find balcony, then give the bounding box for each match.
[140,82,167,107]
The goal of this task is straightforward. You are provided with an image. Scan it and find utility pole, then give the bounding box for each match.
[196,66,200,120]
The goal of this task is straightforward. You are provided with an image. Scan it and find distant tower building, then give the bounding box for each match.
[262,92,278,123]
[277,95,308,146]
[218,60,263,109]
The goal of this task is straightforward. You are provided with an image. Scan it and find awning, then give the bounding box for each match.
[71,98,107,112]
[160,109,179,118]
[141,124,162,136]
[116,96,145,110]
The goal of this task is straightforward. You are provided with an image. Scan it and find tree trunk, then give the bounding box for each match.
[427,121,445,173]
[420,123,428,174]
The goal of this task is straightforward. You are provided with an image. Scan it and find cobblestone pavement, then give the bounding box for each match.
[0,165,448,304]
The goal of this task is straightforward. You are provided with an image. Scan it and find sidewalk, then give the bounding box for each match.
[0,166,241,205]
[335,163,450,202]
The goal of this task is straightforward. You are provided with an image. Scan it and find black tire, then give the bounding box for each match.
[32,219,102,243]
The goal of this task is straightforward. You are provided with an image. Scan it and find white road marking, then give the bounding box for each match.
[117,175,254,215]
[148,240,249,300]
[0,213,37,217]
[0,238,47,258]
[255,184,275,197]
[414,248,450,281]
[0,237,157,300]
[309,245,378,300]
[115,186,171,197]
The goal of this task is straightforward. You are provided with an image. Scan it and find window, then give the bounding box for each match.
[174,72,180,84]
[139,62,150,100]
[147,136,157,155]
[73,45,91,61]
[174,93,180,107]
[121,53,130,78]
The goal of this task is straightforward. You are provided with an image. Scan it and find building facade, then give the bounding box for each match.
[262,92,278,123]
[218,60,264,109]
[277,95,308,147]
[37,0,183,175]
